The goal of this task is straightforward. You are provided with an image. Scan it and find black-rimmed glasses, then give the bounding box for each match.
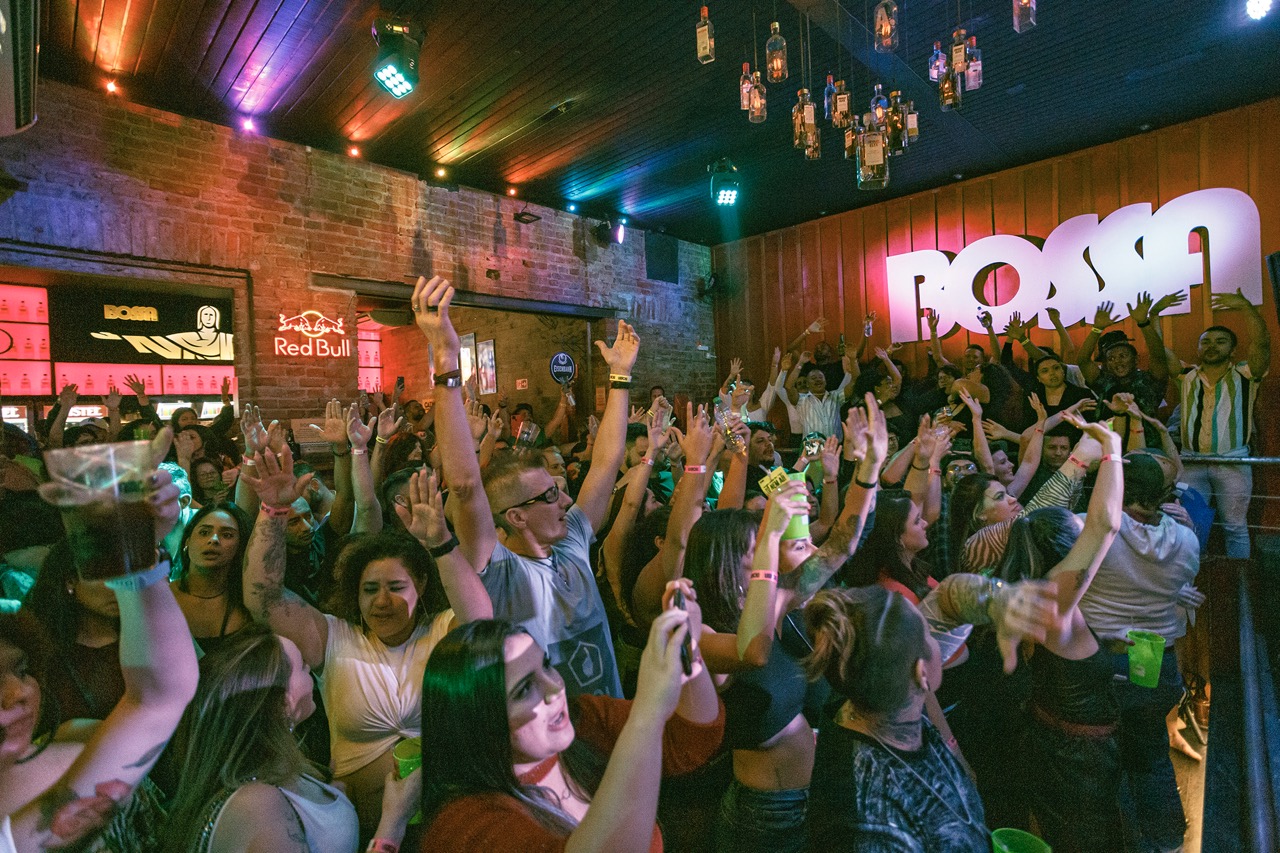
[498,484,559,514]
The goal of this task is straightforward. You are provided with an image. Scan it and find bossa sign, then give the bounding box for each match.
[885,187,1263,343]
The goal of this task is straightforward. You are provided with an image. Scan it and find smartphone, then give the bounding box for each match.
[671,588,694,676]
[803,434,823,458]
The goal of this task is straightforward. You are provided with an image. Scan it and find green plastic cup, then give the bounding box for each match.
[782,472,811,541]
[1127,630,1166,688]
[991,827,1051,853]
[392,736,423,824]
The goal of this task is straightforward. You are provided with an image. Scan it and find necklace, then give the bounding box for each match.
[184,587,226,600]
[838,704,976,828]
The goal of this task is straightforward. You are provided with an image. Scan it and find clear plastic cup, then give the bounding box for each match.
[38,440,157,580]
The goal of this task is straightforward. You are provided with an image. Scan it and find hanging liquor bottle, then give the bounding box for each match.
[939,67,962,111]
[873,0,898,53]
[740,63,753,109]
[696,6,715,64]
[902,98,919,144]
[886,90,907,155]
[765,22,788,82]
[804,124,821,160]
[868,83,889,129]
[964,37,983,90]
[856,123,889,190]
[1013,0,1036,33]
[823,73,836,121]
[843,113,861,160]
[831,79,852,128]
[928,41,948,82]
[793,89,816,149]
[748,71,767,122]
[950,28,968,75]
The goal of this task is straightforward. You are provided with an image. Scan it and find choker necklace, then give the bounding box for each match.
[516,754,560,786]
[839,704,976,828]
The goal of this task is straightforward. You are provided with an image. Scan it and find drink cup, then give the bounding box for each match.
[782,472,811,541]
[991,827,1051,853]
[38,440,157,580]
[392,736,423,824]
[516,421,541,450]
[1126,630,1166,688]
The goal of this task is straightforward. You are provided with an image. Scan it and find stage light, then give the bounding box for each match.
[373,19,422,99]
[507,187,518,197]
[708,158,741,206]
[241,117,256,132]
[592,217,626,246]
[514,207,541,224]
[567,203,578,212]
[1247,0,1271,18]
[434,167,447,178]
[348,146,361,157]
[105,80,118,94]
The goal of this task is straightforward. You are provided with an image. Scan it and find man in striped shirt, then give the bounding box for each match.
[1178,289,1271,558]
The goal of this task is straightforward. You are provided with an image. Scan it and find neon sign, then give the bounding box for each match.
[886,188,1263,342]
[275,310,351,358]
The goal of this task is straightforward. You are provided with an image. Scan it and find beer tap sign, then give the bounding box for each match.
[550,352,576,407]
[885,187,1264,342]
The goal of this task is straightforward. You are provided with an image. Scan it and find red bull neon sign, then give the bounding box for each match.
[275,310,352,358]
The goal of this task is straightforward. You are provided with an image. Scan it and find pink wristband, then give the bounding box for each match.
[749,570,778,584]
[1100,454,1122,464]
[640,456,655,466]
[684,464,708,474]
[366,840,399,853]
[261,502,291,518]
[1067,455,1088,471]
[351,447,368,455]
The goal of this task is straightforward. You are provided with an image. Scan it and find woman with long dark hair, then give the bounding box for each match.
[172,501,253,656]
[418,582,723,851]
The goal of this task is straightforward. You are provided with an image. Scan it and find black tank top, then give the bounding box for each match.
[1029,640,1118,727]
[722,635,809,750]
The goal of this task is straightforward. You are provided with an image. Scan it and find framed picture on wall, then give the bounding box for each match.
[477,339,498,395]
[459,333,477,384]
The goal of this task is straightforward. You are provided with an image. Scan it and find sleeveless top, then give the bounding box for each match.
[204,776,357,853]
[721,634,808,750]
[1029,641,1118,727]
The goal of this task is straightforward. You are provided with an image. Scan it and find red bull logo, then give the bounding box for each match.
[275,310,351,359]
[277,310,346,338]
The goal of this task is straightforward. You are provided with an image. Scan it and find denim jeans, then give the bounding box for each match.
[1110,649,1187,853]
[1022,715,1124,853]
[1182,458,1252,558]
[715,778,808,853]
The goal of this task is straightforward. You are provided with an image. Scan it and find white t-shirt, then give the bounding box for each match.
[318,609,454,777]
[483,506,622,698]
[0,815,15,853]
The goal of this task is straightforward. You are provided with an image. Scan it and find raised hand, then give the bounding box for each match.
[819,435,841,473]
[772,347,782,366]
[104,386,122,410]
[629,405,648,424]
[864,311,878,337]
[728,356,743,380]
[240,446,313,509]
[957,387,983,417]
[977,310,994,330]
[874,346,891,362]
[1126,291,1155,326]
[763,480,810,534]
[1106,392,1138,417]
[595,319,641,374]
[221,376,232,401]
[241,404,268,455]
[57,383,79,408]
[1004,311,1026,341]
[915,415,938,461]
[265,420,287,455]
[1064,397,1097,418]
[779,352,794,372]
[1045,306,1062,327]
[990,580,1060,674]
[842,406,869,461]
[1210,287,1255,312]
[1093,301,1118,329]
[123,374,148,398]
[319,399,347,445]
[634,607,701,722]
[347,403,374,450]
[807,317,826,336]
[679,403,715,466]
[1028,392,1047,424]
[393,469,452,548]
[926,308,940,333]
[411,276,461,368]
[145,463,183,542]
[465,399,488,441]
[174,428,201,462]
[863,393,890,464]
[1152,289,1188,316]
[487,412,505,438]
[727,416,750,458]
[587,414,600,441]
[376,407,405,440]
[647,411,673,457]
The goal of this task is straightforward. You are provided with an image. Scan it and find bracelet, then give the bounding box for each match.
[911,461,929,471]
[104,552,172,592]
[684,464,707,474]
[1034,427,1044,434]
[609,373,633,383]
[241,458,256,468]
[366,840,400,853]
[640,456,655,466]
[428,534,460,559]
[351,447,368,455]
[929,468,942,475]
[854,476,878,489]
[436,368,461,382]
[1090,326,1106,335]
[1067,455,1088,470]
[748,570,778,584]
[1136,320,1151,328]
[375,435,389,445]
[261,502,292,518]
[823,478,838,485]
[1100,454,1123,464]
[610,380,633,390]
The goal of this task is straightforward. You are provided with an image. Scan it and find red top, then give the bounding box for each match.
[421,694,725,853]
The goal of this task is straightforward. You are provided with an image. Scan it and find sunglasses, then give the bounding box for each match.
[499,484,560,514]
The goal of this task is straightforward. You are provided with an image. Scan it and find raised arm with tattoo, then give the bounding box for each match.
[395,469,490,625]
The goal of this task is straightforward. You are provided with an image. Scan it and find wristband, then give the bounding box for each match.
[436,368,461,382]
[366,840,400,853]
[1034,427,1044,434]
[428,534,460,559]
[1136,320,1151,328]
[609,373,633,383]
[929,467,942,475]
[823,478,838,485]
[104,552,172,591]
[684,464,708,474]
[375,435,389,445]
[351,447,368,455]
[241,458,256,467]
[1067,455,1088,471]
[640,456,655,466]
[1100,454,1122,464]
[261,502,292,518]
[749,570,778,584]
[911,461,929,471]
[610,380,633,390]
[854,476,878,489]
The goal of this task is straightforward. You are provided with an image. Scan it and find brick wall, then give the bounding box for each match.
[0,81,718,421]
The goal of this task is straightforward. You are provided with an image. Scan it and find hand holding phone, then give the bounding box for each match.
[671,588,694,677]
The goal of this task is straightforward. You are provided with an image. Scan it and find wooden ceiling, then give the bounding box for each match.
[36,0,1280,245]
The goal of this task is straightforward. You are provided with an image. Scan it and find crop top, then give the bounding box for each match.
[721,634,808,751]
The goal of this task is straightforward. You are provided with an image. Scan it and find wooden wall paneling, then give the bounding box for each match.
[711,242,739,383]
[861,208,891,375]
[762,233,790,355]
[989,170,1029,353]
[740,237,771,389]
[818,217,844,347]
[1246,101,1280,524]
[883,199,912,360]
[1157,123,1205,350]
[961,183,995,355]
[1057,154,1093,221]
[779,227,804,351]
[797,223,824,344]
[906,193,939,376]
[934,185,965,367]
[839,210,867,357]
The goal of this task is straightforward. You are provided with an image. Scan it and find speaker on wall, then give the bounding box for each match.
[0,0,39,137]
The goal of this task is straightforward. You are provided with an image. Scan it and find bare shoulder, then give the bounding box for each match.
[211,782,309,853]
[0,741,83,816]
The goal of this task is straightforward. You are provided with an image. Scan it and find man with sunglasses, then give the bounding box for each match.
[411,275,639,699]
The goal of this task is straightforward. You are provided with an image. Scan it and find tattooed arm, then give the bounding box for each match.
[240,446,330,669]
[921,573,1059,675]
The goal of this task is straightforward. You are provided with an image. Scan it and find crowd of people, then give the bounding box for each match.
[0,274,1269,852]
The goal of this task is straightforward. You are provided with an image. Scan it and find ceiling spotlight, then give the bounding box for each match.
[372,19,422,99]
[708,158,740,206]
[1247,0,1272,18]
[507,187,518,197]
[105,80,118,94]
[241,117,256,132]
[348,146,361,157]
[514,206,542,224]
[567,203,578,213]
[434,167,447,178]
[592,217,626,246]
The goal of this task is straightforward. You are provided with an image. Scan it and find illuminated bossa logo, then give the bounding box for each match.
[885,187,1263,342]
[275,310,350,358]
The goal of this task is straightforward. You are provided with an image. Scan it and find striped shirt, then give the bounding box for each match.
[960,471,1084,575]
[1179,362,1264,455]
